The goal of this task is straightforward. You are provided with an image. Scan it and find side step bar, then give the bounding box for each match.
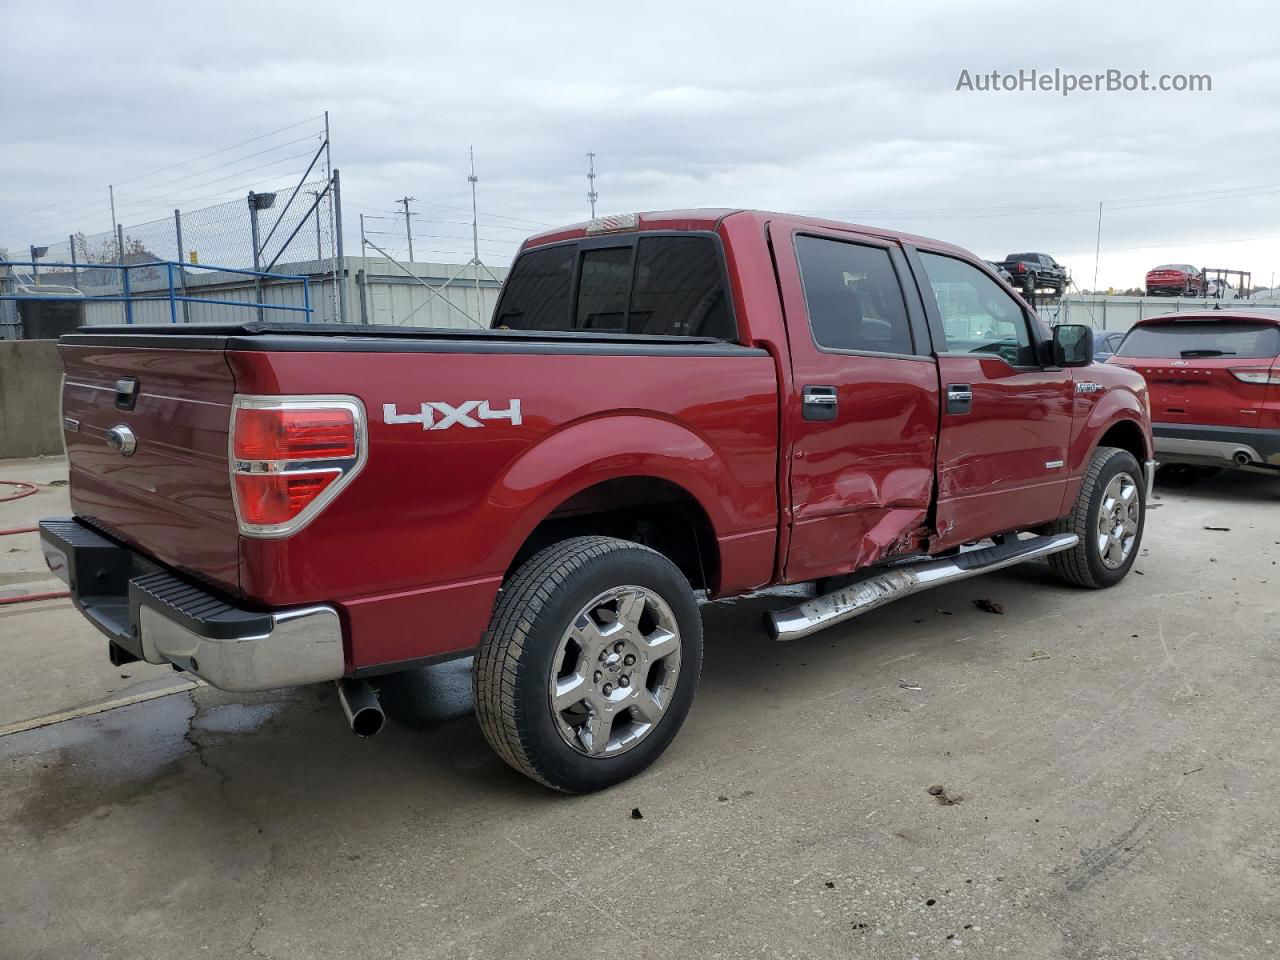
[766,532,1079,641]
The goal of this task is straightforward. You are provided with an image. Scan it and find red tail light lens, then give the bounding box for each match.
[234,407,356,460]
[234,471,340,525]
[230,396,366,537]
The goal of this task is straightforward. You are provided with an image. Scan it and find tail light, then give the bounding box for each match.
[1230,368,1280,385]
[1015,263,1025,272]
[230,395,366,537]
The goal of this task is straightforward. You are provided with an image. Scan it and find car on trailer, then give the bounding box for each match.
[1145,264,1205,297]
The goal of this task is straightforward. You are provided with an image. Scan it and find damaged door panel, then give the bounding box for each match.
[772,226,941,582]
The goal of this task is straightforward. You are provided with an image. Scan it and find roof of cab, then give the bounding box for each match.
[1133,308,1280,328]
[520,208,973,259]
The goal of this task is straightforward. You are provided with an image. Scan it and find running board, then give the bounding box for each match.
[766,532,1079,641]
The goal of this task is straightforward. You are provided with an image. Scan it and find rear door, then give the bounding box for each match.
[1114,320,1280,427]
[907,247,1074,547]
[60,340,241,594]
[772,226,940,582]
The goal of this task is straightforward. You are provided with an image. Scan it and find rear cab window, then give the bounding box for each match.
[495,234,734,339]
[1117,322,1280,359]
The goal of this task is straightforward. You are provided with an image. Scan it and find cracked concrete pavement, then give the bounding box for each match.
[2,454,1279,959]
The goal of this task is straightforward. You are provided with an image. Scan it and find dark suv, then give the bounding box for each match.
[999,253,1069,297]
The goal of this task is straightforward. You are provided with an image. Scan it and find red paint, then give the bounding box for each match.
[61,345,241,593]
[1113,309,1280,456]
[56,209,1153,674]
[932,357,1074,547]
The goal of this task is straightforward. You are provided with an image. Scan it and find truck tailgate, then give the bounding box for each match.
[60,343,241,594]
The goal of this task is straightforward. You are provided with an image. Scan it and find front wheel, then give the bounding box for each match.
[473,536,703,793]
[1047,446,1146,588]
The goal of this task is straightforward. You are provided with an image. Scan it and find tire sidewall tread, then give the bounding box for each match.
[1048,446,1145,589]
[473,536,703,793]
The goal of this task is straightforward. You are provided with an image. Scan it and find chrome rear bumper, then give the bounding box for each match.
[40,517,345,692]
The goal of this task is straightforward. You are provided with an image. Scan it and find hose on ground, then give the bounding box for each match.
[0,591,70,606]
[0,481,40,503]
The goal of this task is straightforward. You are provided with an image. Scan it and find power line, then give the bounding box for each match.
[0,115,324,235]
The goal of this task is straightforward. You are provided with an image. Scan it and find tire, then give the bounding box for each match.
[472,536,703,793]
[1047,446,1146,589]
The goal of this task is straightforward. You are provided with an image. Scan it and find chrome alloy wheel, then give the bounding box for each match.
[548,586,682,758]
[1096,471,1141,569]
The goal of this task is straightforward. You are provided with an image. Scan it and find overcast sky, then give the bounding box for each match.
[3,0,1279,290]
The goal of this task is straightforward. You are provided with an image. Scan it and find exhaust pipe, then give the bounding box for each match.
[1233,450,1252,467]
[767,532,1079,642]
[336,678,385,737]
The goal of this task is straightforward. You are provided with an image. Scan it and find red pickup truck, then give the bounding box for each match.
[42,209,1154,792]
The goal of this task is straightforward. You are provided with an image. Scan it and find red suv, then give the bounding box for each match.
[1145,264,1205,297]
[1111,310,1280,474]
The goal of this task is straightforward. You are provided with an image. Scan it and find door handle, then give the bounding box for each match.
[946,383,973,415]
[802,385,838,421]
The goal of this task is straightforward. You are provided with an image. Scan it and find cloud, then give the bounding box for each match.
[2,0,1278,288]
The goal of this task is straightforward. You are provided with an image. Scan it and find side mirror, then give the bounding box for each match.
[1052,323,1094,367]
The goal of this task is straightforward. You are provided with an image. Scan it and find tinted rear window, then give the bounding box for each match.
[495,235,733,338]
[576,248,632,330]
[1117,322,1280,359]
[494,245,574,330]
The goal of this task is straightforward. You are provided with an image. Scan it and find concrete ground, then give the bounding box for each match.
[1,454,1278,960]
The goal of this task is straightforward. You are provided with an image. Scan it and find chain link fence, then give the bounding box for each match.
[29,176,336,272]
[12,176,341,326]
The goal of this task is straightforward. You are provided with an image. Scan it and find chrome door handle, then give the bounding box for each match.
[946,384,973,414]
[802,385,838,422]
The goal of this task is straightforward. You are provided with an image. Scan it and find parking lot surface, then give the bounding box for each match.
[2,455,1278,959]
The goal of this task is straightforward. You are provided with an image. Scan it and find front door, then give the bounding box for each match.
[907,248,1074,548]
[773,226,941,582]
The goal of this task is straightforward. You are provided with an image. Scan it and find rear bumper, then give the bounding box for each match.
[39,517,345,691]
[1152,423,1280,470]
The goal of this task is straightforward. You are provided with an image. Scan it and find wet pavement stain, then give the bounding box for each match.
[1,691,293,837]
[1,693,195,837]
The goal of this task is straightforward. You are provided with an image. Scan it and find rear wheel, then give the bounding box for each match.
[473,536,702,793]
[1047,446,1146,588]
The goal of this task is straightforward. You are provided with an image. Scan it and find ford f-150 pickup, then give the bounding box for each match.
[41,209,1154,792]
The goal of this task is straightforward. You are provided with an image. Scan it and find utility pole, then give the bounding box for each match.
[108,185,119,259]
[397,196,415,262]
[1092,201,1103,293]
[468,147,481,323]
[587,152,598,218]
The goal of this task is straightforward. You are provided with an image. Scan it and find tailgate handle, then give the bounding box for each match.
[115,377,139,410]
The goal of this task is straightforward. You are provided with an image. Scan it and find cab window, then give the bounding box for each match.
[794,235,914,355]
[918,252,1037,366]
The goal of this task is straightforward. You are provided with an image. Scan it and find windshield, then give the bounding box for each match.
[1116,322,1280,359]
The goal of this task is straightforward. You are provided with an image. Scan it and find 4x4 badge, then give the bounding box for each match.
[383,400,522,431]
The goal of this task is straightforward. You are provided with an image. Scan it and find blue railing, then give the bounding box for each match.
[0,259,313,324]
